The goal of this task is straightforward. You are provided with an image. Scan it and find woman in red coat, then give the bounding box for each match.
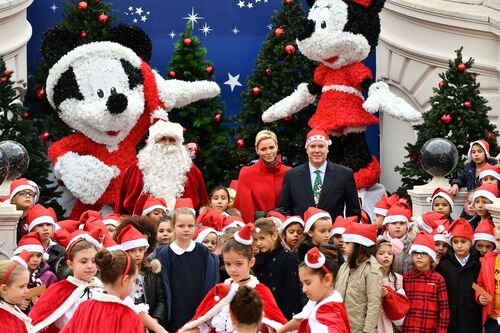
[233,130,291,223]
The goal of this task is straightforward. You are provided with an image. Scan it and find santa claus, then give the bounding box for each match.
[115,120,208,215]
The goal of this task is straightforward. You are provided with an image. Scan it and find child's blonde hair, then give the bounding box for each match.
[0,260,26,286]
[173,208,196,225]
[254,218,278,236]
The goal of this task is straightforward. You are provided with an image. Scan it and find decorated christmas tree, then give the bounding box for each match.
[165,24,231,190]
[395,47,498,196]
[0,58,63,215]
[224,0,317,181]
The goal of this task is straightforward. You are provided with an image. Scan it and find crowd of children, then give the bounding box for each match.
[3,138,500,332]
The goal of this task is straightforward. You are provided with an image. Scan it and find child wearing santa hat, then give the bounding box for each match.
[474,220,496,257]
[436,219,482,333]
[113,215,157,255]
[479,164,500,189]
[470,183,499,230]
[141,197,169,224]
[428,188,454,223]
[373,194,400,229]
[403,232,449,333]
[193,226,219,252]
[296,207,333,263]
[7,178,39,242]
[102,213,121,237]
[415,211,451,267]
[279,216,304,252]
[336,223,381,333]
[331,216,357,265]
[278,247,350,333]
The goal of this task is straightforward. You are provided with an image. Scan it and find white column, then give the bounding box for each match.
[0,180,21,259]
[486,199,500,228]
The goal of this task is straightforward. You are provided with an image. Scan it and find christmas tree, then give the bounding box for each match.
[165,24,231,190]
[395,47,498,196]
[0,58,63,215]
[225,0,317,181]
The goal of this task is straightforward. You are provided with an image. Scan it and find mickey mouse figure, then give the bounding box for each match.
[262,0,421,212]
[42,25,220,218]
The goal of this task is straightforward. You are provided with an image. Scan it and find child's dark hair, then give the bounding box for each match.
[157,215,172,228]
[318,243,340,266]
[223,238,253,260]
[68,240,97,261]
[376,239,398,290]
[230,286,263,326]
[95,249,137,284]
[348,243,375,269]
[299,252,339,281]
[114,215,157,249]
[209,185,230,201]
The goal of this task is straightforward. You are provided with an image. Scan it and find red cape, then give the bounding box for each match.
[298,300,351,333]
[29,280,77,327]
[0,305,31,333]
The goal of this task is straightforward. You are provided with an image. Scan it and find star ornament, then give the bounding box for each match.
[169,30,176,39]
[237,1,246,8]
[199,22,213,36]
[50,3,58,12]
[232,27,240,35]
[224,73,242,92]
[183,7,204,29]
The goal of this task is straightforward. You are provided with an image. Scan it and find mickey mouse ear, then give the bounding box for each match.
[41,26,80,67]
[108,25,152,62]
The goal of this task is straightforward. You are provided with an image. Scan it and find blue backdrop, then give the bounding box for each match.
[26,0,379,156]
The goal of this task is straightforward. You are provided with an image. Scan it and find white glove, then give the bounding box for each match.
[262,82,316,123]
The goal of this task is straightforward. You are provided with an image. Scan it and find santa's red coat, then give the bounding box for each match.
[233,157,290,223]
[115,160,208,215]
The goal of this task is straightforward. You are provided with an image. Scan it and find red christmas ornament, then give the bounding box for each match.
[463,101,472,109]
[236,139,246,148]
[274,27,284,37]
[214,114,222,123]
[0,77,6,84]
[438,81,445,89]
[284,116,292,122]
[410,154,419,161]
[205,65,214,75]
[21,112,29,119]
[284,44,296,55]
[40,131,51,143]
[98,13,108,23]
[239,156,247,163]
[81,31,87,39]
[488,132,496,139]
[251,87,261,96]
[457,63,466,72]
[440,114,452,124]
[183,38,192,46]
[3,70,11,77]
[284,0,293,4]
[183,127,188,134]
[77,1,88,10]
[35,88,46,100]
[265,67,272,75]
[168,70,176,78]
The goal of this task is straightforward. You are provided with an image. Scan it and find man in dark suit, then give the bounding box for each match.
[276,128,360,219]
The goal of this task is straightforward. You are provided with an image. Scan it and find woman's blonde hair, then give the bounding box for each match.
[255,130,278,148]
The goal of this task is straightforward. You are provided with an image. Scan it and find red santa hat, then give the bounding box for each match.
[474,220,496,244]
[303,207,331,233]
[116,225,149,251]
[332,216,357,236]
[383,288,410,322]
[373,194,400,216]
[142,197,169,216]
[416,211,447,234]
[148,120,184,144]
[427,188,454,211]
[305,128,332,148]
[26,204,58,232]
[193,226,219,244]
[479,164,500,181]
[10,250,32,270]
[448,218,474,240]
[58,219,82,233]
[8,178,39,204]
[383,202,412,225]
[174,198,196,215]
[102,233,124,251]
[266,211,286,226]
[473,183,499,203]
[196,209,227,232]
[78,210,101,226]
[222,215,246,231]
[54,228,102,256]
[304,247,331,274]
[342,223,377,247]
[410,232,437,261]
[14,231,46,256]
[468,139,490,159]
[279,216,304,232]
[234,223,255,245]
[102,213,121,227]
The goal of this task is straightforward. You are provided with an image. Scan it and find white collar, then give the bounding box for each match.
[309,161,327,174]
[455,253,470,267]
[224,275,259,288]
[67,275,102,288]
[93,292,124,304]
[170,240,196,255]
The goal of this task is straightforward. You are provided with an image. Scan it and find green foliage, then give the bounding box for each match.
[165,24,231,190]
[395,47,498,197]
[0,58,63,215]
[224,0,317,181]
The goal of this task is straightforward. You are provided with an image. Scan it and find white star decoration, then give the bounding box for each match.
[141,15,147,22]
[183,7,204,29]
[135,7,143,15]
[128,6,133,11]
[232,27,240,35]
[199,22,213,36]
[237,1,246,8]
[50,3,58,12]
[224,73,242,92]
[133,18,138,23]
[267,24,273,31]
[169,30,176,39]
[247,2,253,8]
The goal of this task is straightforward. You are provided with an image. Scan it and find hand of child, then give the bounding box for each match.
[381,286,388,297]
[450,184,459,196]
[479,294,491,305]
[32,296,39,305]
[19,299,29,311]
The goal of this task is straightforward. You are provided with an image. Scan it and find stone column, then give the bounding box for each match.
[486,199,500,229]
[0,180,22,259]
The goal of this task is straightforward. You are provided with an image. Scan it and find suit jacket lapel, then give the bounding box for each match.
[319,162,336,206]
[300,163,315,205]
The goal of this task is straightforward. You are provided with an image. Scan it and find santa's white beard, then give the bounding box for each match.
[137,143,193,205]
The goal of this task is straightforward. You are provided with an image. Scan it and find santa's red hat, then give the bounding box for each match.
[416,211,448,234]
[332,216,357,236]
[474,220,496,244]
[234,223,254,245]
[266,211,286,226]
[174,198,195,215]
[193,226,218,244]
[342,223,377,247]
[427,188,454,211]
[383,202,412,225]
[58,219,82,233]
[222,215,246,231]
[14,231,46,255]
[116,225,149,250]
[479,164,500,181]
[448,218,473,240]
[78,210,101,225]
[8,178,39,204]
[473,183,499,203]
[305,128,331,148]
[102,233,124,251]
[11,250,32,269]
[102,213,121,227]
[304,247,329,272]
[280,216,304,232]
[196,209,227,232]
[383,288,410,322]
[468,139,490,159]
[373,194,400,217]
[148,120,184,144]
[142,197,169,216]
[303,207,331,233]
[26,204,58,232]
[410,232,437,261]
